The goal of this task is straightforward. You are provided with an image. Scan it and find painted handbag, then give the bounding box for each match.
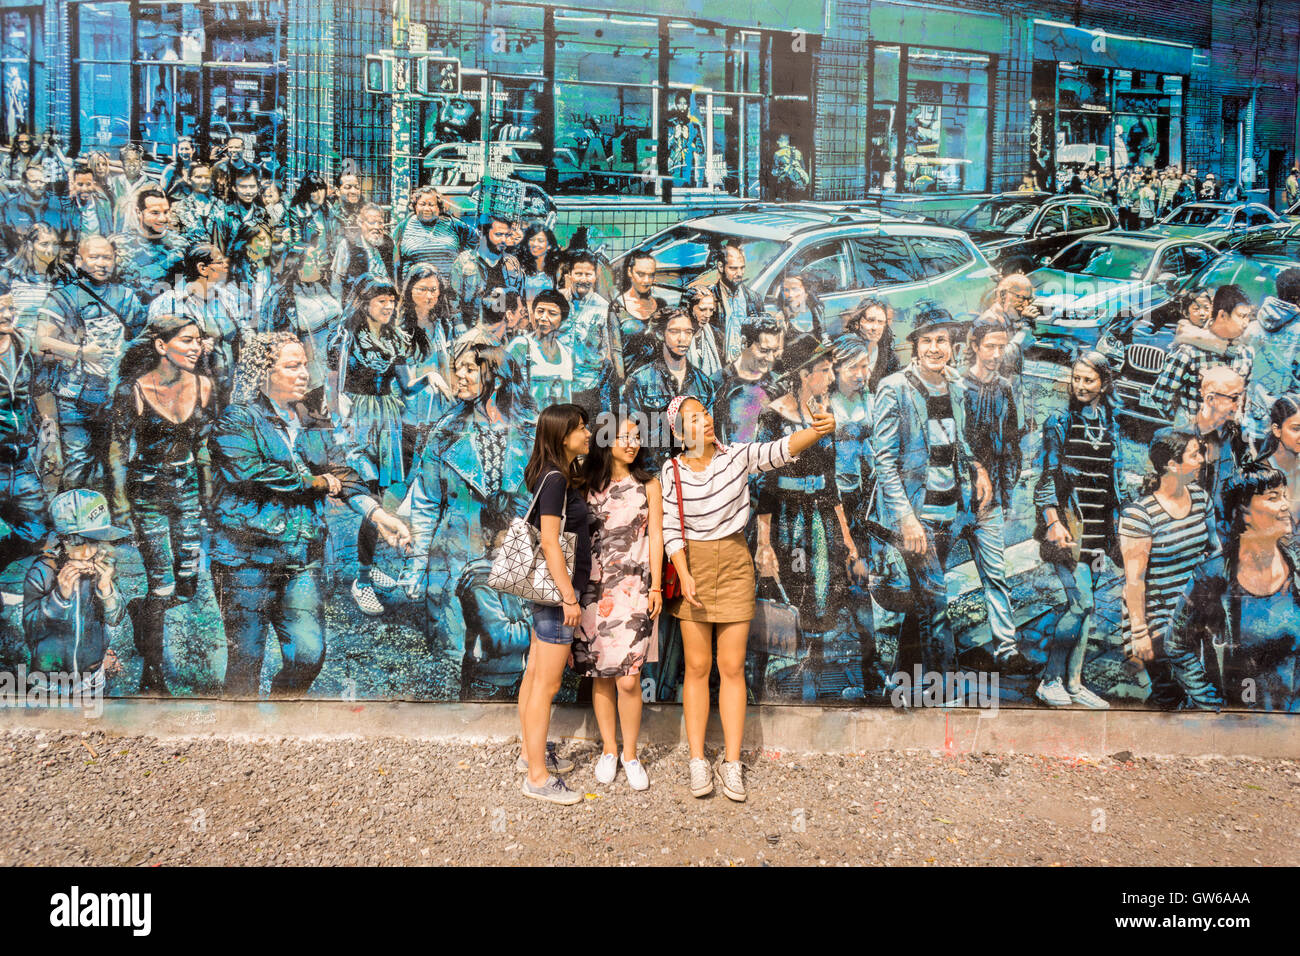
[488,472,576,607]
[751,577,800,657]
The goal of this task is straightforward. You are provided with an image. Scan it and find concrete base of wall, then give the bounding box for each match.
[1,700,1295,760]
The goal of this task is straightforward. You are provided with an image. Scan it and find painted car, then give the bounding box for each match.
[1140,201,1288,249]
[617,202,997,358]
[1094,234,1300,424]
[1027,231,1219,350]
[952,192,1118,269]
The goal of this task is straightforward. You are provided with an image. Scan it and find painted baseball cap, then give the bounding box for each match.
[49,489,131,541]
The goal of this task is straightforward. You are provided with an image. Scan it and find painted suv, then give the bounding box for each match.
[617,203,997,354]
[952,192,1118,269]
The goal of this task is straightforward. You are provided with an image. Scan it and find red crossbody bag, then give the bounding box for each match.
[663,456,686,600]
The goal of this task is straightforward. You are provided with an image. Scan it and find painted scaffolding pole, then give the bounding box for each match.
[390,0,416,217]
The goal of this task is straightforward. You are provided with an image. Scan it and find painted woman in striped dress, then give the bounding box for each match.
[1119,428,1219,710]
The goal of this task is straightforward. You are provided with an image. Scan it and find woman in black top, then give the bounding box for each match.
[113,313,215,694]
[518,402,592,805]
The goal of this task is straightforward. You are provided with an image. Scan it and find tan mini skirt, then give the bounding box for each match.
[672,533,756,624]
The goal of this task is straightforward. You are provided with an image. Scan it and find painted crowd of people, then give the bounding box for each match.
[0,136,1296,803]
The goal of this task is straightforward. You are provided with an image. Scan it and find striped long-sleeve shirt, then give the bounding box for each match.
[660,437,794,558]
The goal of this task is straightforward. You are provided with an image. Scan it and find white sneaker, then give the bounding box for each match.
[351,580,384,616]
[594,752,618,784]
[1067,684,1111,709]
[1035,677,1073,707]
[369,567,399,589]
[621,757,649,791]
[689,757,713,797]
[718,760,747,802]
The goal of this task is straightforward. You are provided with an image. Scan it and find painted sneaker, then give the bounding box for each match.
[718,760,747,802]
[514,742,575,775]
[594,752,618,784]
[521,774,582,806]
[1035,677,1073,707]
[369,567,399,590]
[351,580,384,616]
[621,757,650,791]
[1067,685,1111,709]
[689,757,713,797]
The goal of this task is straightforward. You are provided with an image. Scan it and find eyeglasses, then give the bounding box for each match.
[1207,391,1243,403]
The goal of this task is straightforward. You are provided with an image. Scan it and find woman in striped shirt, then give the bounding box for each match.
[662,394,835,802]
[1119,428,1219,710]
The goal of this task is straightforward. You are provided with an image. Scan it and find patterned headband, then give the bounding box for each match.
[666,395,723,451]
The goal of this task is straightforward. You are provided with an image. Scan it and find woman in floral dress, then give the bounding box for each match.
[575,413,663,791]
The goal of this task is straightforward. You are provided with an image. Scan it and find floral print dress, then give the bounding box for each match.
[574,476,658,677]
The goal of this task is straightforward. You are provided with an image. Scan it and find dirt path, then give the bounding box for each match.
[1,729,1296,866]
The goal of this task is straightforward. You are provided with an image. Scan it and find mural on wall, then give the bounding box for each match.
[0,2,1296,716]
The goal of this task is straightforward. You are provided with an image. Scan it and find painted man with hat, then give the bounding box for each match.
[22,488,130,692]
[870,305,993,696]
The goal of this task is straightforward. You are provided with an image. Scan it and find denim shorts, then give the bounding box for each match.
[532,603,576,645]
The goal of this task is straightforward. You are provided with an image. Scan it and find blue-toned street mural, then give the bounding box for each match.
[0,0,1297,714]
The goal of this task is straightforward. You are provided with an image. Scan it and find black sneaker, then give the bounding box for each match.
[957,645,999,672]
[996,651,1039,677]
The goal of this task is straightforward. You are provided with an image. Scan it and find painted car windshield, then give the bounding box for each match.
[1165,206,1231,226]
[954,199,1039,235]
[1185,252,1288,302]
[634,228,788,289]
[1052,241,1153,280]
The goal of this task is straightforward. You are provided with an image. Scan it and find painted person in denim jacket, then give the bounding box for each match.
[207,332,411,697]
[403,335,535,691]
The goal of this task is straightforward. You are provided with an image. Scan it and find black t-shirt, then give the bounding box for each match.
[528,468,592,597]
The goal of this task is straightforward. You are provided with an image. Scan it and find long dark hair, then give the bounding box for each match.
[341,275,402,342]
[289,171,330,211]
[843,295,897,391]
[524,403,588,492]
[1140,428,1198,496]
[400,263,453,361]
[13,222,65,280]
[583,410,652,493]
[113,314,205,427]
[1255,394,1300,463]
[520,222,561,277]
[262,244,330,332]
[775,271,825,330]
[226,221,274,284]
[449,334,533,424]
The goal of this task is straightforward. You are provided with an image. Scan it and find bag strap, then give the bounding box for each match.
[669,455,688,573]
[524,470,568,525]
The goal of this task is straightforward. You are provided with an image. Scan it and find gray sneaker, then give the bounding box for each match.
[521,774,582,806]
[514,742,575,775]
[689,757,713,797]
[718,760,747,802]
[1067,684,1111,709]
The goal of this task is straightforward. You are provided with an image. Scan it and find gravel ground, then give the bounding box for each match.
[1,728,1297,866]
